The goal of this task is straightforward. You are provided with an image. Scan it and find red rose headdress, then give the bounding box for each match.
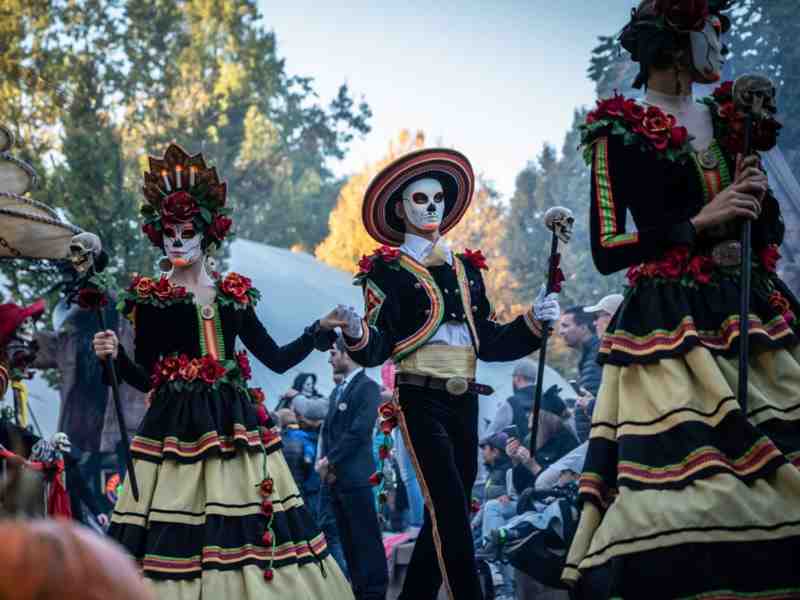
[140,144,232,248]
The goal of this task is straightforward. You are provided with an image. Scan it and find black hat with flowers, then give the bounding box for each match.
[140,144,232,249]
[620,0,734,89]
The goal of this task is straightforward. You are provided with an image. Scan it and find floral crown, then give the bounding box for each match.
[140,144,232,248]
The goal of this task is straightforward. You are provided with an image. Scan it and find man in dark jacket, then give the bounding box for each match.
[558,307,602,442]
[486,358,537,441]
[317,336,388,600]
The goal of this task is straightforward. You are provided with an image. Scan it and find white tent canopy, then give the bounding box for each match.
[20,238,574,439]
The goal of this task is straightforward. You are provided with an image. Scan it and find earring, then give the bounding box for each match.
[158,256,173,275]
[204,254,219,280]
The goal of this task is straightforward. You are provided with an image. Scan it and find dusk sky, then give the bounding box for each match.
[260,0,634,196]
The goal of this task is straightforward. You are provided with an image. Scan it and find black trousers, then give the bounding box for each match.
[397,384,483,600]
[327,482,388,600]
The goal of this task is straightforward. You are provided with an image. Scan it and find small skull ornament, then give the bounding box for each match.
[544,206,575,244]
[51,432,72,455]
[14,316,36,344]
[733,74,777,120]
[69,232,102,274]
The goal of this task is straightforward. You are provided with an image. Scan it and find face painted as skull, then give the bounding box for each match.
[402,178,445,233]
[163,222,202,268]
[690,16,727,84]
[15,316,36,343]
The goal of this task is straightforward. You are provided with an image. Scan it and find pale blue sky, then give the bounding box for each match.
[260,1,634,196]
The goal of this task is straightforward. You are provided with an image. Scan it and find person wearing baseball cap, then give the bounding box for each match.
[583,293,624,338]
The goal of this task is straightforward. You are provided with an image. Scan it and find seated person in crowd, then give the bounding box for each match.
[506,385,579,496]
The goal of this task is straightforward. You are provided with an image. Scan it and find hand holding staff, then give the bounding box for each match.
[732,74,777,414]
[529,206,574,453]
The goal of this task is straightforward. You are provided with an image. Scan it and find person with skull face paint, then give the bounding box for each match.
[337,148,561,600]
[91,144,354,600]
[564,1,800,598]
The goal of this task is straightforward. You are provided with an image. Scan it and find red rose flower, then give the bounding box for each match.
[470,499,481,514]
[463,248,489,271]
[623,99,646,124]
[132,275,155,299]
[77,287,108,310]
[658,246,690,279]
[687,255,714,285]
[221,273,253,304]
[760,245,781,273]
[380,417,398,435]
[638,106,675,151]
[670,126,690,148]
[261,531,273,546]
[261,499,274,517]
[263,568,274,583]
[255,403,269,426]
[713,81,734,101]
[178,358,201,382]
[379,444,390,460]
[160,191,199,223]
[768,291,791,315]
[142,222,163,247]
[358,255,374,275]
[152,277,175,301]
[236,351,252,380]
[656,0,709,31]
[250,387,266,404]
[368,472,383,486]
[198,355,226,384]
[595,94,626,119]
[208,214,233,241]
[378,401,396,419]
[158,356,181,383]
[260,478,274,496]
[376,245,401,262]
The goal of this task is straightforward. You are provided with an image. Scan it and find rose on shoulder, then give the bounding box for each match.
[759,245,781,273]
[236,351,252,381]
[221,273,253,304]
[142,223,163,247]
[208,215,233,242]
[462,248,489,271]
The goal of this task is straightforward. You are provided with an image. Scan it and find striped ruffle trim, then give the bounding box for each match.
[143,534,328,580]
[131,425,282,463]
[599,315,794,364]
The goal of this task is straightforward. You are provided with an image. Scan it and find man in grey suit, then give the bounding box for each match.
[317,336,388,600]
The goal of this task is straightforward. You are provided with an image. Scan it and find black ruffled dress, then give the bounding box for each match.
[108,272,353,600]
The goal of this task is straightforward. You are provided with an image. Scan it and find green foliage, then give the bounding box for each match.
[0,0,370,308]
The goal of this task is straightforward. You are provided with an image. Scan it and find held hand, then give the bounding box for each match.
[691,178,767,233]
[97,513,110,529]
[533,284,561,323]
[92,330,118,360]
[575,388,595,411]
[319,306,350,332]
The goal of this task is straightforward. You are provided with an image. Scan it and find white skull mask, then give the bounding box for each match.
[51,432,72,454]
[15,316,36,343]
[690,16,725,84]
[163,222,203,268]
[69,232,102,274]
[402,178,445,233]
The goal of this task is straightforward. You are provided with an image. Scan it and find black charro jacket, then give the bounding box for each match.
[344,249,543,367]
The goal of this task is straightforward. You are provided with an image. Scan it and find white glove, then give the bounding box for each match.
[337,304,364,339]
[532,284,560,323]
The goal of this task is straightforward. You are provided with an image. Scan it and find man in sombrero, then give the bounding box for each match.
[335,148,560,600]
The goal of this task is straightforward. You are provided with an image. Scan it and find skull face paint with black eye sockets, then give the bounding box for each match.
[163,222,203,268]
[402,178,445,232]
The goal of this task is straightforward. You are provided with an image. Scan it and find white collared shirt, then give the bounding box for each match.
[400,233,473,347]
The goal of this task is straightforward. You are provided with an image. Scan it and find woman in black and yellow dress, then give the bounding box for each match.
[93,144,353,600]
[565,1,800,598]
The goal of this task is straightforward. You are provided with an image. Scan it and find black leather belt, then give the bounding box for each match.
[396,373,494,396]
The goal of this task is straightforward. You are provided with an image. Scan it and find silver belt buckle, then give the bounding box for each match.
[711,241,742,267]
[445,377,469,396]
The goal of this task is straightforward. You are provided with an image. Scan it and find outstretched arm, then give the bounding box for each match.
[239,306,335,374]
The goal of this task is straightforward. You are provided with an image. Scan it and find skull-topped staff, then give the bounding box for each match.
[529,206,574,453]
[732,74,777,414]
[67,233,139,501]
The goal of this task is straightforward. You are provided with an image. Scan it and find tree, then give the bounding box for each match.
[0,0,372,306]
[315,130,425,272]
[447,179,521,321]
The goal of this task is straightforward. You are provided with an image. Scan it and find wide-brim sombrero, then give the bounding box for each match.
[363,148,474,247]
